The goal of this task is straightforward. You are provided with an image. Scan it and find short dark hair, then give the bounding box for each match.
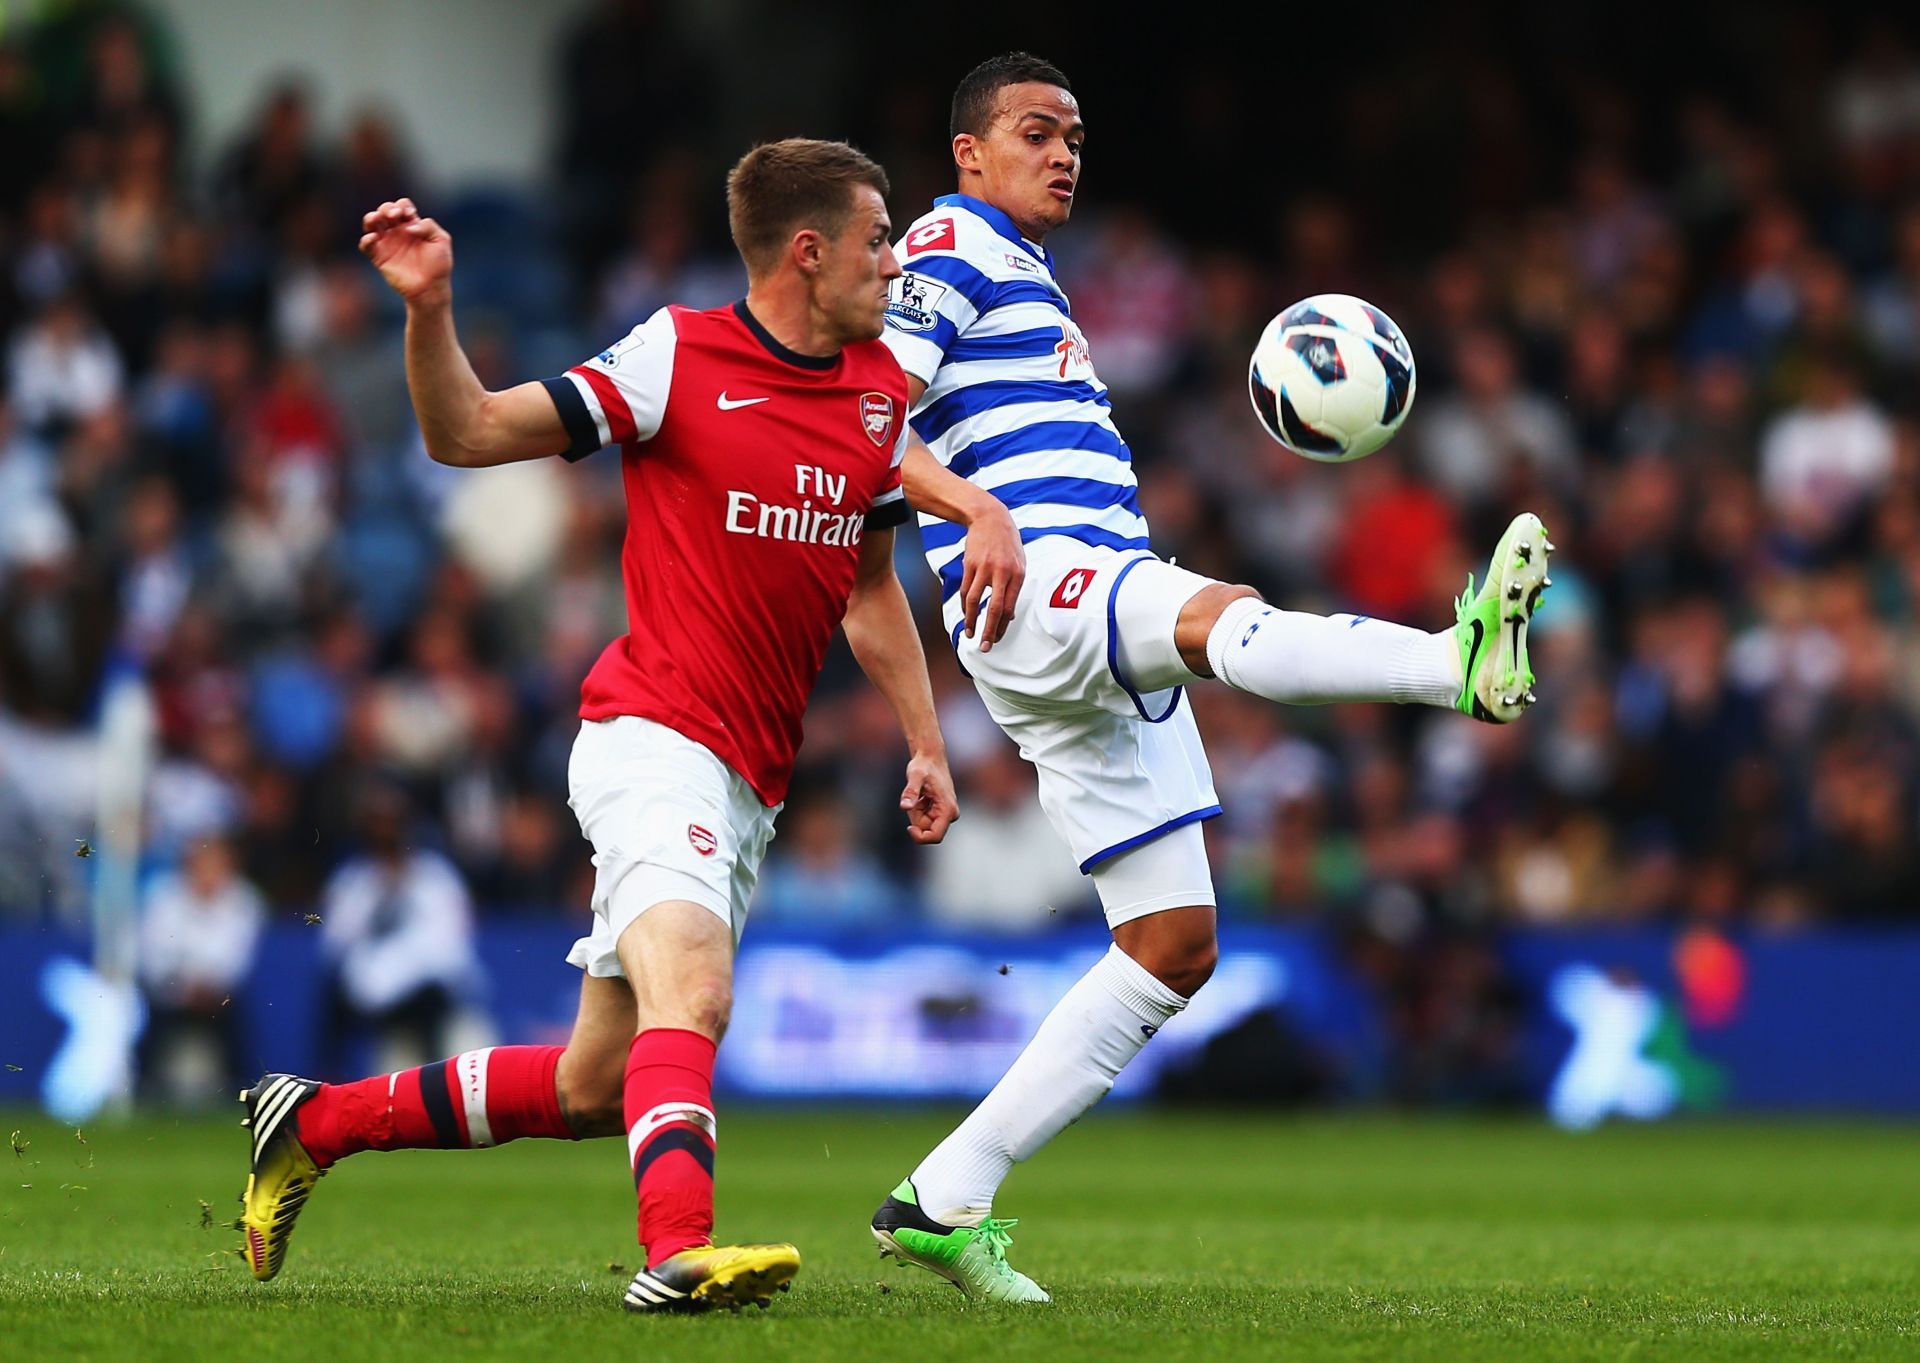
[726,138,890,278]
[951,52,1072,142]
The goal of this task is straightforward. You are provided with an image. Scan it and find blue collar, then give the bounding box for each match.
[933,193,1051,268]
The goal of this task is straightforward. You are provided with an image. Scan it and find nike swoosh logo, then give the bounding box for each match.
[1462,617,1486,687]
[717,392,770,410]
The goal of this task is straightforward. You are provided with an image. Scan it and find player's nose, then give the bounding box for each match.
[879,244,902,281]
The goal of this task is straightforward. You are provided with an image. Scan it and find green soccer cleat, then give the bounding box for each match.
[870,1179,1050,1304]
[1453,511,1554,723]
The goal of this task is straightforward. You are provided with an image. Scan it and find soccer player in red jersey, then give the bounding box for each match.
[236,140,962,1314]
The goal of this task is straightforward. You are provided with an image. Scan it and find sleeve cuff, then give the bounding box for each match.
[541,376,603,462]
[864,494,911,530]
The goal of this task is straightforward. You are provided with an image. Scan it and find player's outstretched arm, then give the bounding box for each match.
[900,438,1025,652]
[842,528,958,845]
[360,198,570,468]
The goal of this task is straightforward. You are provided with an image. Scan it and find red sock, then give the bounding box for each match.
[625,1028,717,1267]
[296,1045,572,1168]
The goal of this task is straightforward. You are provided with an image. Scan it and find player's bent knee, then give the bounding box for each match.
[1175,583,1264,677]
[1141,933,1217,998]
[689,989,733,1041]
[1112,903,1220,999]
[1184,582,1262,626]
[651,979,733,1042]
[1174,937,1220,997]
[1128,936,1216,999]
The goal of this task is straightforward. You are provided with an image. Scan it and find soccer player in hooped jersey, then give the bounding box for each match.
[868,54,1554,1301]
[237,140,962,1314]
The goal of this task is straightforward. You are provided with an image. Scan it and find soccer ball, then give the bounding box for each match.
[1247,294,1417,462]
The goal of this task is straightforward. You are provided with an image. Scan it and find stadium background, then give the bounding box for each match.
[3,0,1920,1125]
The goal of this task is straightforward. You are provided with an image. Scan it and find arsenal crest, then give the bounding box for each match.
[859,392,895,448]
[687,824,717,857]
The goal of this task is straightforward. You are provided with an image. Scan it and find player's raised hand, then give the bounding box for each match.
[359,198,453,303]
[960,499,1025,652]
[900,753,959,844]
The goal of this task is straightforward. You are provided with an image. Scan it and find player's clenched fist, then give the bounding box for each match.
[359,198,453,303]
[900,754,959,844]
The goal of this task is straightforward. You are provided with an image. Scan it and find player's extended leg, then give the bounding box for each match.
[1169,511,1554,722]
[236,972,639,1281]
[873,827,1215,1303]
[613,899,799,1314]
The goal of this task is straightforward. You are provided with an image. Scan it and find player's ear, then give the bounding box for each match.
[952,132,979,173]
[791,228,824,277]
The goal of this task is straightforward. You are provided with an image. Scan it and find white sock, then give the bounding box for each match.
[908,945,1188,1225]
[1204,596,1459,707]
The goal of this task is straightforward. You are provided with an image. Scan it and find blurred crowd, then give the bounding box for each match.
[6,1,1920,993]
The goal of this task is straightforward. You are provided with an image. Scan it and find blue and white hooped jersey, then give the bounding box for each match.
[881,193,1149,600]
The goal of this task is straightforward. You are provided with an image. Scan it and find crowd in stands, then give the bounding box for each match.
[6,2,1920,978]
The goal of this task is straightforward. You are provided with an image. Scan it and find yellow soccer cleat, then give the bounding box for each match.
[622,1242,802,1313]
[237,1073,326,1282]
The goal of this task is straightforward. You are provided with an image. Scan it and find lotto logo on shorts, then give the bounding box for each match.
[687,824,717,857]
[1050,567,1097,609]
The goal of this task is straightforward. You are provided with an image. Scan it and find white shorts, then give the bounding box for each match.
[1087,817,1217,928]
[944,539,1223,925]
[564,716,780,977]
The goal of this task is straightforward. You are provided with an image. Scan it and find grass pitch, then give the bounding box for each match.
[1,1108,1916,1361]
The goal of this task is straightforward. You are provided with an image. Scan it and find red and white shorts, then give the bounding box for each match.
[565,716,780,976]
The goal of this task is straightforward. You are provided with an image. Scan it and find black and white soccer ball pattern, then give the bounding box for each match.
[1248,293,1416,463]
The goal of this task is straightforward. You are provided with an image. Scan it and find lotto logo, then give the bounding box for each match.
[905,219,955,256]
[1050,567,1097,609]
[688,824,717,857]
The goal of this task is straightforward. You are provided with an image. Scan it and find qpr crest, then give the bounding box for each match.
[859,392,895,447]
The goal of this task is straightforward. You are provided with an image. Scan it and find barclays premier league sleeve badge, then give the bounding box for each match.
[593,328,646,369]
[885,273,948,333]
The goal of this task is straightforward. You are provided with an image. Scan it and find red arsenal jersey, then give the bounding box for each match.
[542,301,910,805]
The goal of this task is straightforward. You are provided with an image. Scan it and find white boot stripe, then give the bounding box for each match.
[256,1085,298,1134]
[254,1078,285,1121]
[257,1085,299,1136]
[250,1080,315,1163]
[252,1089,300,1161]
[631,1270,684,1299]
